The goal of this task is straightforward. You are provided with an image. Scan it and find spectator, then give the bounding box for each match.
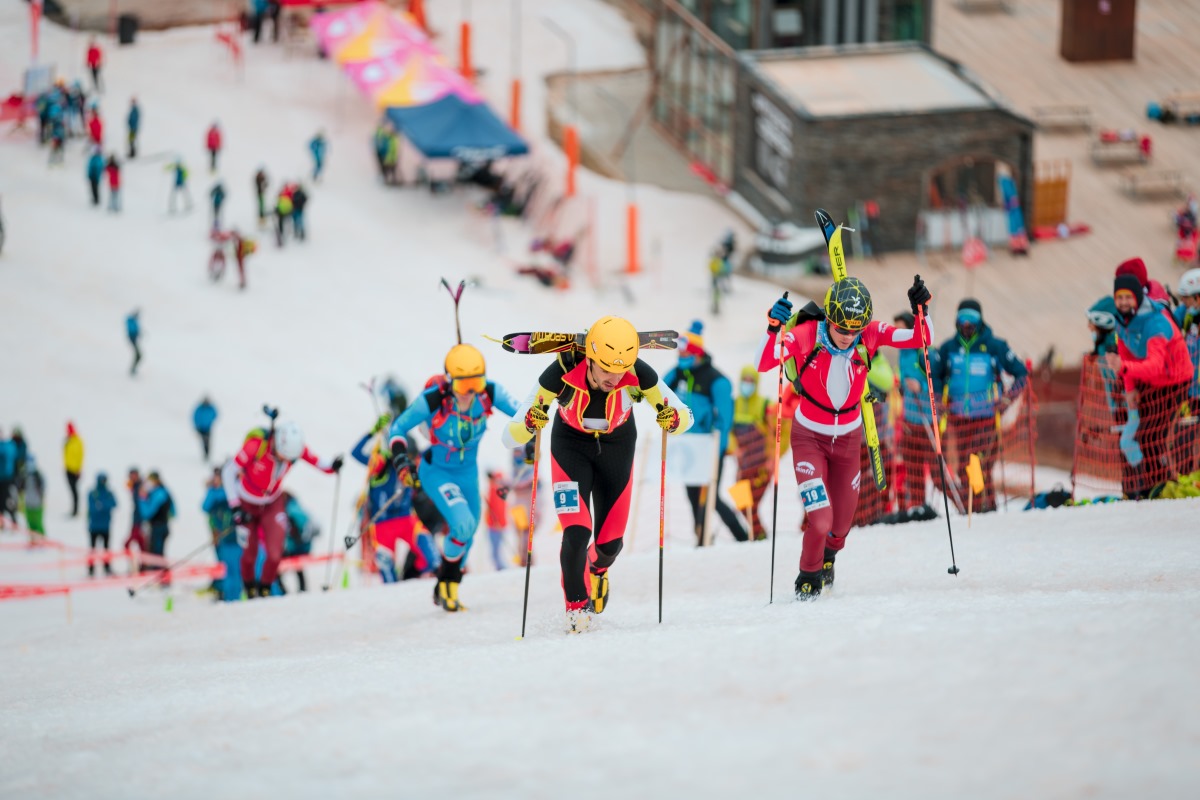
[126,97,140,158]
[372,121,390,183]
[167,159,192,214]
[202,467,241,602]
[63,421,84,517]
[23,456,46,542]
[105,155,121,213]
[87,108,103,150]
[253,168,269,227]
[210,180,226,231]
[137,471,175,579]
[291,183,308,242]
[485,470,509,571]
[278,492,317,593]
[731,366,771,541]
[123,467,148,566]
[309,130,327,182]
[0,427,18,529]
[231,229,256,290]
[1116,256,1172,307]
[933,298,1027,514]
[249,0,268,43]
[274,185,293,247]
[193,397,218,462]
[126,309,141,376]
[86,148,104,207]
[86,38,103,93]
[1173,269,1200,474]
[1110,274,1194,498]
[663,320,749,545]
[893,311,939,513]
[206,122,223,172]
[86,473,117,576]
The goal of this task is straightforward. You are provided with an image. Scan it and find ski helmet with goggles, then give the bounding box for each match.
[1179,269,1200,298]
[274,420,305,461]
[444,344,487,393]
[823,277,873,332]
[584,316,639,373]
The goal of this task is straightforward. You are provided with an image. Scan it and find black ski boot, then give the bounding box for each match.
[794,570,823,601]
[822,548,837,589]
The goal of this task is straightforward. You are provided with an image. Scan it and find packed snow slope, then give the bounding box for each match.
[2,2,1199,798]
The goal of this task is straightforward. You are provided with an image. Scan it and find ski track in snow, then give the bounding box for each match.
[2,2,1200,798]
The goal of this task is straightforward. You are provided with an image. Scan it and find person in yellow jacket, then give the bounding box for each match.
[731,365,772,540]
[63,420,85,517]
[502,316,693,633]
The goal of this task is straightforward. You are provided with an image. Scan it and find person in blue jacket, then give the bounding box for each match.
[209,181,226,231]
[202,467,241,601]
[663,320,748,545]
[86,473,117,576]
[387,343,519,612]
[192,396,218,462]
[276,492,318,594]
[933,298,1027,514]
[126,97,140,158]
[0,428,18,529]
[892,311,940,512]
[125,309,141,376]
[137,470,174,580]
[86,147,104,206]
[352,416,439,584]
[309,130,327,182]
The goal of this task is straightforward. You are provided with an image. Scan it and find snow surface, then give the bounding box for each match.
[2,2,1199,798]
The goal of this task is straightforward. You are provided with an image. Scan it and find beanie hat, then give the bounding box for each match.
[1114,274,1144,307]
[680,319,706,357]
[956,298,983,326]
[1115,257,1148,287]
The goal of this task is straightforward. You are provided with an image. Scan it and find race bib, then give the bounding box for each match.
[798,478,831,511]
[438,483,466,507]
[553,481,581,515]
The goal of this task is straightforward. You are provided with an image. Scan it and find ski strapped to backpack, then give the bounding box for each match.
[495,329,679,355]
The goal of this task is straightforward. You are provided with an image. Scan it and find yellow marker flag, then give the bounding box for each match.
[729,479,753,511]
[966,453,985,496]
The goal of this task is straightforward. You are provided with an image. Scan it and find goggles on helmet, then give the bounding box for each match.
[451,375,486,394]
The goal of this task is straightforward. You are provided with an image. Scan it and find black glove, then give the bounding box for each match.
[389,439,409,473]
[767,293,793,332]
[908,274,931,315]
[330,455,344,473]
[522,439,537,465]
[231,506,251,528]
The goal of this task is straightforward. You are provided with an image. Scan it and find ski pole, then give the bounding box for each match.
[126,539,213,598]
[658,425,667,624]
[321,470,343,591]
[519,428,542,639]
[915,284,960,575]
[769,291,788,604]
[342,482,412,550]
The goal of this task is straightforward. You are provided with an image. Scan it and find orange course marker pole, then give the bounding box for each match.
[510,79,522,132]
[459,22,473,82]
[564,125,578,197]
[626,202,639,274]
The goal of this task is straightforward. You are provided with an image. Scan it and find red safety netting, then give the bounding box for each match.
[1070,354,1197,499]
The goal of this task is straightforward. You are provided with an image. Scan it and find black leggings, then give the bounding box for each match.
[66,471,81,516]
[551,422,636,605]
[687,458,748,545]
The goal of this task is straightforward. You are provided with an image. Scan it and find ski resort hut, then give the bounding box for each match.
[733,42,1035,254]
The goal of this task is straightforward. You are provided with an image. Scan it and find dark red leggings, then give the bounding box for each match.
[239,494,288,586]
[791,423,861,574]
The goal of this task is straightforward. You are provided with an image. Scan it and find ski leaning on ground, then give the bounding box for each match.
[497,330,679,355]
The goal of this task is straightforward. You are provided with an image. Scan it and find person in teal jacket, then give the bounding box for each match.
[202,467,241,602]
[86,473,117,576]
[933,298,1027,514]
[893,311,939,511]
[387,344,519,612]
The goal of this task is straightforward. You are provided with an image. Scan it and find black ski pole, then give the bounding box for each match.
[915,282,960,575]
[518,427,543,639]
[769,291,788,604]
[127,539,214,598]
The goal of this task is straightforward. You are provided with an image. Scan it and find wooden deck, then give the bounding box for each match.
[795,0,1200,367]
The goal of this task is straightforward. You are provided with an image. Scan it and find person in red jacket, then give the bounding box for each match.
[105,155,121,213]
[220,417,343,598]
[86,38,103,93]
[206,122,222,173]
[757,275,932,600]
[87,109,103,148]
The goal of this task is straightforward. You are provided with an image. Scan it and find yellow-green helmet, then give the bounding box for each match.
[824,277,873,331]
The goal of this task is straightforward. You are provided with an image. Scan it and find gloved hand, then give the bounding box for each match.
[231,506,251,528]
[390,439,410,474]
[655,403,680,432]
[371,414,390,434]
[496,486,510,501]
[524,404,550,434]
[908,274,932,315]
[330,455,344,473]
[767,293,793,332]
[395,461,416,488]
[522,439,537,465]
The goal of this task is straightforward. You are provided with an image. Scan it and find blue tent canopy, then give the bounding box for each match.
[385,95,529,160]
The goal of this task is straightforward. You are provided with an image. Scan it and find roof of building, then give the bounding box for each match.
[746,43,1020,121]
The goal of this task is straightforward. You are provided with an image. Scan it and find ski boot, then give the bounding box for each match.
[587,569,609,614]
[794,570,823,601]
[565,602,592,634]
[433,559,465,612]
[822,548,837,590]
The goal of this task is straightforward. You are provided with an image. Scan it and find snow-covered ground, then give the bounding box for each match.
[2,2,1199,798]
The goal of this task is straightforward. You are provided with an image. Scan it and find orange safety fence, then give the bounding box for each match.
[1070,354,1198,499]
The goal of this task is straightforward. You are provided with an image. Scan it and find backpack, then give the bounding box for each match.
[1023,484,1073,510]
[243,426,273,460]
[422,374,495,433]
